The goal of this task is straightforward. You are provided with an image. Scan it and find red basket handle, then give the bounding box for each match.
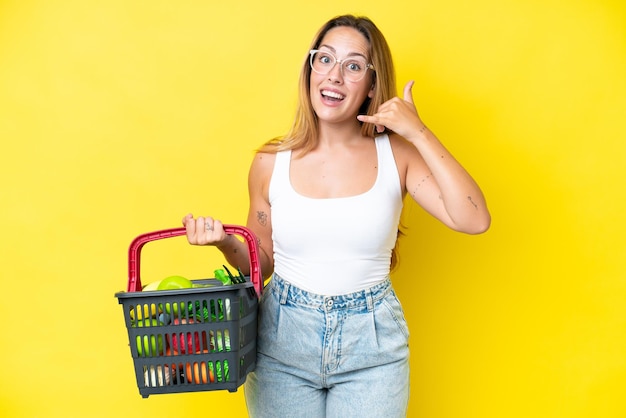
[127,225,262,297]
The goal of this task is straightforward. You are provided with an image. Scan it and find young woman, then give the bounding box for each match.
[183,14,490,417]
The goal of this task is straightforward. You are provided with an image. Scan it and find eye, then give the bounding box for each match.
[344,60,364,73]
[318,53,334,65]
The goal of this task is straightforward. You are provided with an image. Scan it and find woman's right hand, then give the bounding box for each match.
[181,213,228,246]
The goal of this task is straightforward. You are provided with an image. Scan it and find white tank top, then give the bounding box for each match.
[269,134,404,295]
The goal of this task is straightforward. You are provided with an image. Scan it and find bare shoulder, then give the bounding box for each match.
[248,151,276,201]
[249,151,276,179]
[387,133,423,178]
[388,133,420,158]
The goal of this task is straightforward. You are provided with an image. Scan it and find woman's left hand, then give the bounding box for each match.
[357,80,425,140]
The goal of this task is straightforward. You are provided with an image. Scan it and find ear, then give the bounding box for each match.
[368,83,375,99]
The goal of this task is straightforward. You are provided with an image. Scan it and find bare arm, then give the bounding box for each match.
[358,80,491,234]
[225,152,275,278]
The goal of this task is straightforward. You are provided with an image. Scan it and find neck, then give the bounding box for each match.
[316,121,365,147]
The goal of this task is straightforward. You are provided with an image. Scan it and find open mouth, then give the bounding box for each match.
[321,89,345,102]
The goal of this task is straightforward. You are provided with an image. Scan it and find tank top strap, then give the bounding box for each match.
[374,134,402,198]
[269,149,292,203]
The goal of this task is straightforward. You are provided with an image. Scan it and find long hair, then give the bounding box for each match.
[259,15,397,154]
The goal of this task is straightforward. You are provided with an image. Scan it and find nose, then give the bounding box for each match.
[327,62,344,83]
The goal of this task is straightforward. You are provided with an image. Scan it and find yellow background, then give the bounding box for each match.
[1,0,624,417]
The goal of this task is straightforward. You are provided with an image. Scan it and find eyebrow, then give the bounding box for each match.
[318,44,368,60]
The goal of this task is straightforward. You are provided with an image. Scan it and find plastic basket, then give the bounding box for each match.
[115,225,262,398]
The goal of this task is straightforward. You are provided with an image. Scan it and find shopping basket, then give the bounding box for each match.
[115,225,262,398]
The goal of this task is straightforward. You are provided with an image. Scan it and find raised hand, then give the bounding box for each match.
[357,80,426,140]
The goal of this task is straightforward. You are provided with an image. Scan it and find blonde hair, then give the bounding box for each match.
[259,14,397,155]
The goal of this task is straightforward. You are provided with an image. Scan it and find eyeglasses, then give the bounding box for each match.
[309,49,374,82]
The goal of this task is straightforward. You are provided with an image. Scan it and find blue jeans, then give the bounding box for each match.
[244,273,410,418]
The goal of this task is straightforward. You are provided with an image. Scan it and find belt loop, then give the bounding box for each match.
[366,288,374,312]
[279,280,289,305]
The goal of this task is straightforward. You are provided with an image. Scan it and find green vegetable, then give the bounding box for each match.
[214,269,231,285]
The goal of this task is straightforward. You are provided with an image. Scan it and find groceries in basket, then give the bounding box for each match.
[129,271,237,389]
[116,225,260,397]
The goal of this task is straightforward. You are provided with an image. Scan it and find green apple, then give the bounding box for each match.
[157,275,193,290]
[135,319,163,357]
[157,276,192,319]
